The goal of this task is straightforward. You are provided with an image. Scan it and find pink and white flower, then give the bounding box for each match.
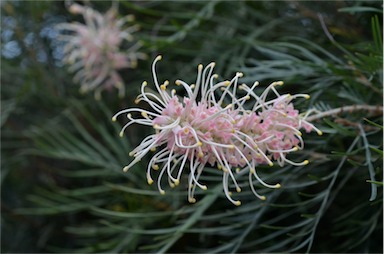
[57,3,146,99]
[113,56,322,205]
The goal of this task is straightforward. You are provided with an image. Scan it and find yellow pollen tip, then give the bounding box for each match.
[213,74,218,79]
[217,165,222,170]
[250,168,256,174]
[305,94,310,99]
[141,112,148,118]
[298,131,302,136]
[152,164,159,170]
[142,81,148,86]
[198,64,203,70]
[119,131,124,137]
[126,14,135,22]
[293,147,299,151]
[269,162,274,167]
[134,99,140,104]
[234,201,241,206]
[197,141,203,146]
[260,196,267,201]
[154,124,160,129]
[170,183,175,188]
[184,128,189,134]
[276,81,284,86]
[128,152,134,156]
[201,185,208,190]
[116,82,123,88]
[147,178,153,185]
[275,183,281,188]
[303,160,309,165]
[189,197,196,203]
[112,116,117,122]
[150,147,156,152]
[174,179,180,186]
[198,152,204,158]
[160,190,165,195]
[123,166,129,172]
[175,80,181,85]
[191,84,195,89]
[245,95,250,100]
[236,168,240,173]
[317,130,323,136]
[224,81,231,86]
[236,187,241,193]
[155,55,162,61]
[160,84,166,90]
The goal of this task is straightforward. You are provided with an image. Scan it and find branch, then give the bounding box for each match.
[307,105,383,122]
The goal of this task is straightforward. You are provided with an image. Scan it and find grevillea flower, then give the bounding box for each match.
[57,3,147,99]
[113,56,322,205]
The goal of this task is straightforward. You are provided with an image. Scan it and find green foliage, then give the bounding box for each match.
[2,0,382,253]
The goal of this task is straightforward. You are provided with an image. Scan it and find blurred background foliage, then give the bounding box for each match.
[1,0,383,253]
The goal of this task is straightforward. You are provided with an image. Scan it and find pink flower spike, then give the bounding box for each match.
[113,56,321,205]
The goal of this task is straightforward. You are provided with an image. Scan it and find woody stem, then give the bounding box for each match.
[307,105,383,122]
